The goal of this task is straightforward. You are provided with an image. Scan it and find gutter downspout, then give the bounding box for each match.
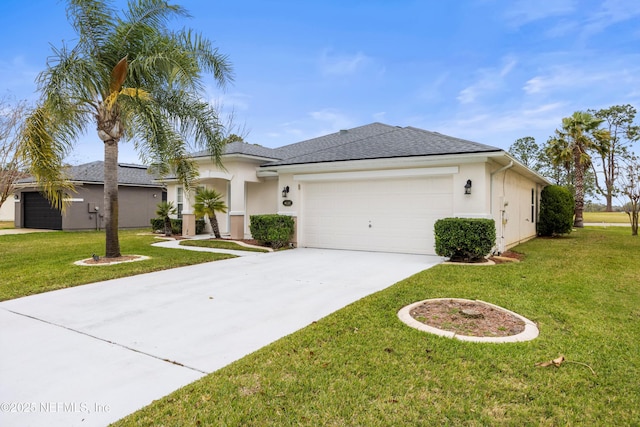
[490,161,514,254]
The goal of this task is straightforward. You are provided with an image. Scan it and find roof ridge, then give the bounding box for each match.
[275,125,400,163]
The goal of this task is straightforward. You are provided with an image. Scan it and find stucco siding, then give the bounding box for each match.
[0,199,15,221]
[245,179,278,237]
[491,167,539,251]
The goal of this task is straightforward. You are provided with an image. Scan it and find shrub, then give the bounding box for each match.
[150,218,206,235]
[537,185,574,236]
[434,218,496,262]
[249,214,295,249]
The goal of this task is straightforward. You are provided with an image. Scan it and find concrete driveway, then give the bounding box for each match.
[0,248,441,427]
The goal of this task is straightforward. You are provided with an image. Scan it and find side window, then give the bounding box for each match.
[531,188,535,223]
[177,187,183,219]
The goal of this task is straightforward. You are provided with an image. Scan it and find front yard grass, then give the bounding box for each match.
[0,229,235,301]
[115,227,640,426]
[583,211,629,223]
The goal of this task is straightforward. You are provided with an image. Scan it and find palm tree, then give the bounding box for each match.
[547,111,606,228]
[194,187,227,238]
[156,201,176,236]
[19,0,232,258]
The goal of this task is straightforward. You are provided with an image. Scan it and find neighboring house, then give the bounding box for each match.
[14,161,165,231]
[163,123,549,255]
[0,199,14,222]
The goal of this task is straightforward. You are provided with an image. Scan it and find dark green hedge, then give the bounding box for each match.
[150,218,205,235]
[434,217,496,262]
[537,185,574,236]
[249,214,295,249]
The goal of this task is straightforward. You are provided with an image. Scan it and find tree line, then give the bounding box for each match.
[509,104,640,235]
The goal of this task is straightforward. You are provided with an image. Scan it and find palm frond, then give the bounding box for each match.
[67,0,116,58]
[37,43,106,111]
[18,107,76,211]
[176,29,234,87]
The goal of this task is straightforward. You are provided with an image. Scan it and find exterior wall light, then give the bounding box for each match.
[282,186,290,198]
[464,179,472,195]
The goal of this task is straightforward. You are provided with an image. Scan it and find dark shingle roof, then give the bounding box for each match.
[271,122,397,160]
[263,123,501,167]
[18,161,163,187]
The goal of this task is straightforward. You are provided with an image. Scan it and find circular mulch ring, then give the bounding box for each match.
[74,255,150,266]
[398,298,539,343]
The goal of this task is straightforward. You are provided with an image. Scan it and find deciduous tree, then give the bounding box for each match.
[589,104,640,211]
[0,98,29,211]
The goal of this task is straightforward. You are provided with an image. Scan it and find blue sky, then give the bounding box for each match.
[1,0,639,165]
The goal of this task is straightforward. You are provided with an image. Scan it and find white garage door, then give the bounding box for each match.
[301,176,453,254]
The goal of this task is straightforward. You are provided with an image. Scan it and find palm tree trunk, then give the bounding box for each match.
[163,215,172,236]
[104,139,121,257]
[573,148,585,228]
[211,214,222,239]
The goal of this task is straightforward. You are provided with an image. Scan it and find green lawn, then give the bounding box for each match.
[583,211,630,223]
[115,228,640,426]
[0,230,235,301]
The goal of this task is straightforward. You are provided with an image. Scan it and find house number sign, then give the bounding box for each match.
[282,200,293,207]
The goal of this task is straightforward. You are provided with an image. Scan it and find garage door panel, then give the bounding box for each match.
[302,176,453,254]
[23,192,62,230]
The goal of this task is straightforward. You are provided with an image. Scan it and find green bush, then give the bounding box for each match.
[150,218,205,235]
[249,214,295,249]
[537,185,574,236]
[434,218,496,262]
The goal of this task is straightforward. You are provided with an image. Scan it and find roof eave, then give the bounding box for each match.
[260,151,503,174]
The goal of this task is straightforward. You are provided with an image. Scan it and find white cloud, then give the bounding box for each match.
[416,73,449,102]
[504,0,576,27]
[434,101,567,149]
[457,57,518,104]
[523,60,640,96]
[211,92,252,111]
[319,50,371,76]
[262,109,356,146]
[583,0,640,36]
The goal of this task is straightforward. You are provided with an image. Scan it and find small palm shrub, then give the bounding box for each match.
[150,218,205,235]
[434,218,496,262]
[194,188,228,238]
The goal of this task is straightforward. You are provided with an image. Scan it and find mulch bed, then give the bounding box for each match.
[409,299,526,337]
[83,255,142,264]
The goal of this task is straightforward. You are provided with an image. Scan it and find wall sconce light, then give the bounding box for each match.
[282,186,290,198]
[14,194,19,200]
[153,193,157,198]
[464,179,472,195]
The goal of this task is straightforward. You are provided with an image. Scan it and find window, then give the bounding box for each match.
[177,187,183,219]
[531,188,535,223]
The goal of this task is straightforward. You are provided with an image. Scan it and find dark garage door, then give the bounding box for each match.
[23,192,62,230]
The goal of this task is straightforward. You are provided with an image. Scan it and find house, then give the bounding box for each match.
[14,161,165,231]
[0,198,14,222]
[163,123,549,255]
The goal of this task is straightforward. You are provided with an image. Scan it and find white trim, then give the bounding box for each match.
[263,153,493,174]
[276,211,297,217]
[229,211,245,216]
[293,166,458,182]
[63,198,84,202]
[199,170,233,180]
[256,170,279,178]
